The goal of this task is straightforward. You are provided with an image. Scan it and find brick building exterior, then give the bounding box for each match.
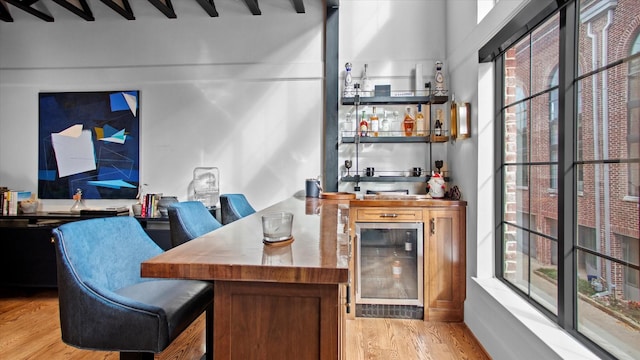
[504,0,639,302]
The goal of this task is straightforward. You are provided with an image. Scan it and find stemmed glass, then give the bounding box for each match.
[435,160,444,174]
[344,160,353,177]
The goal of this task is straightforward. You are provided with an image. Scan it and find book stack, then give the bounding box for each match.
[1,189,32,215]
[140,193,162,218]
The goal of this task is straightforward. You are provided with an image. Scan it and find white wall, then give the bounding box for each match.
[0,0,324,211]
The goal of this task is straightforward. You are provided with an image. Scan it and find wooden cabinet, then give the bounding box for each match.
[348,199,466,322]
[0,214,174,287]
[424,207,466,321]
[213,281,341,360]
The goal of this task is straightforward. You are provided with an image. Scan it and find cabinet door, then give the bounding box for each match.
[425,209,465,321]
[0,227,58,287]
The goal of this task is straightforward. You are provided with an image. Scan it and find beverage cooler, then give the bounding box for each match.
[355,222,424,307]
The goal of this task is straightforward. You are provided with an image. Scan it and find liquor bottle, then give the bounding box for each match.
[450,93,457,139]
[434,61,445,96]
[362,64,373,96]
[342,112,353,137]
[392,260,402,279]
[403,107,415,137]
[404,231,413,252]
[392,111,401,136]
[380,110,390,136]
[434,109,443,136]
[369,106,379,137]
[415,104,425,136]
[359,110,368,137]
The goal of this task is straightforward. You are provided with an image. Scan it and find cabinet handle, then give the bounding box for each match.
[379,213,398,218]
[346,284,351,314]
[430,218,435,235]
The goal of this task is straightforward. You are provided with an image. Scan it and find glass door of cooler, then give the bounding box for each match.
[355,222,423,306]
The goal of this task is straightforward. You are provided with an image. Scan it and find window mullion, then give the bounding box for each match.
[557,1,577,330]
[495,56,506,278]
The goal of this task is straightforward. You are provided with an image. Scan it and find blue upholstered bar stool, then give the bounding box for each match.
[52,216,213,360]
[168,201,222,248]
[220,194,256,225]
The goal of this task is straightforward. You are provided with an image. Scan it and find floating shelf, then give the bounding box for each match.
[341,135,430,144]
[341,94,448,106]
[341,175,451,183]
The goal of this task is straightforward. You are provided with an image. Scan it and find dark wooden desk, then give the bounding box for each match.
[0,213,172,287]
[141,196,350,360]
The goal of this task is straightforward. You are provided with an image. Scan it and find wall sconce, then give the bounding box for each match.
[458,102,471,139]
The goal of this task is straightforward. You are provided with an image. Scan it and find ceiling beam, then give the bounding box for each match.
[243,0,260,15]
[147,0,176,19]
[195,0,218,17]
[0,0,14,21]
[5,0,53,22]
[52,0,94,21]
[99,0,134,20]
[291,0,304,14]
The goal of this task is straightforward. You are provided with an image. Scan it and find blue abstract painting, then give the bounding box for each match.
[38,91,140,199]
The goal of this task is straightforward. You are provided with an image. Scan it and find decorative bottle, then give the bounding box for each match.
[369,107,379,137]
[415,104,425,136]
[344,62,355,97]
[403,107,415,137]
[359,110,368,137]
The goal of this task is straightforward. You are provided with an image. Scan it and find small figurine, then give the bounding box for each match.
[70,188,86,212]
[427,172,446,199]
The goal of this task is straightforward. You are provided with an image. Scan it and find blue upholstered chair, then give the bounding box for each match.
[168,201,222,248]
[220,194,256,225]
[52,216,213,360]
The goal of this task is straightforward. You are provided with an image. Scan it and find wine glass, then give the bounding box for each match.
[435,160,444,174]
[344,160,352,177]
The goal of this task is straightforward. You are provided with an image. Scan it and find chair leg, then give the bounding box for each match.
[205,302,214,360]
[120,352,154,360]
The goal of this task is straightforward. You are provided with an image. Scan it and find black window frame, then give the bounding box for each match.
[482,1,639,359]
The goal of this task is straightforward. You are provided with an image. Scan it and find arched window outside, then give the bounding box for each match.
[516,87,529,188]
[549,69,559,190]
[628,33,640,197]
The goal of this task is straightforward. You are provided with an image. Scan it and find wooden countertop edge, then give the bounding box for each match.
[140,263,349,285]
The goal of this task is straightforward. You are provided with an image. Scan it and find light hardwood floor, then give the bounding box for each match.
[0,287,491,360]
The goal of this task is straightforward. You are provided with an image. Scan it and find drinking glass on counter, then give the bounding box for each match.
[262,212,294,242]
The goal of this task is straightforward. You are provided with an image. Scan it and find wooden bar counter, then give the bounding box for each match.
[141,196,350,360]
